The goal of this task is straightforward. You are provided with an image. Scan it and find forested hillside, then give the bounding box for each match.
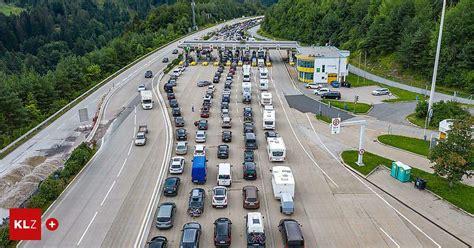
[0,0,264,149]
[262,0,473,94]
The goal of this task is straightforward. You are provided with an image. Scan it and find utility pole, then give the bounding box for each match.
[426,0,447,125]
[191,0,197,31]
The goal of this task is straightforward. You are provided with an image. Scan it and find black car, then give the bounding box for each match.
[145,70,153,78]
[224,82,232,89]
[169,99,179,108]
[243,162,257,180]
[172,49,179,54]
[172,107,181,117]
[217,66,224,73]
[176,128,187,141]
[243,122,254,134]
[217,144,229,159]
[222,131,232,143]
[213,76,220,84]
[214,218,232,247]
[264,131,279,139]
[194,119,208,130]
[148,236,168,248]
[188,188,205,217]
[321,91,341,100]
[162,57,169,63]
[163,177,181,196]
[175,116,185,127]
[221,102,229,110]
[167,92,175,100]
[180,222,201,247]
[244,149,254,162]
[243,107,253,117]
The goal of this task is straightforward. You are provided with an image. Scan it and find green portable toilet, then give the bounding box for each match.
[390,162,399,178]
[396,162,411,183]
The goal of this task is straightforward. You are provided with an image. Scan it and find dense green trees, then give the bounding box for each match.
[0,0,265,149]
[415,100,471,128]
[262,0,474,93]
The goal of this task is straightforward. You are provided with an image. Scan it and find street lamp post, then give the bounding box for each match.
[426,0,447,127]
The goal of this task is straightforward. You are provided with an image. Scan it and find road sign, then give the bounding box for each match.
[331,118,341,134]
[359,149,365,155]
[78,108,89,123]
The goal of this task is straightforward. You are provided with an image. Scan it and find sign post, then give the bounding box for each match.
[331,118,341,134]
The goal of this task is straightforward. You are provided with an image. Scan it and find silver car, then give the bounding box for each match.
[195,130,207,143]
[176,141,188,155]
[372,88,390,96]
[212,186,228,208]
[169,156,185,174]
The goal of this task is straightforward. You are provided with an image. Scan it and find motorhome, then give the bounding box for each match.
[140,90,153,110]
[243,64,251,82]
[271,166,295,199]
[262,110,275,130]
[260,92,272,106]
[267,137,286,161]
[246,212,266,247]
[259,79,269,91]
[259,67,268,79]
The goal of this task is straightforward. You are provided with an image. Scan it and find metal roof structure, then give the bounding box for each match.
[178,40,300,50]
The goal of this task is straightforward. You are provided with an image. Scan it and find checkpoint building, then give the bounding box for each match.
[295,46,350,84]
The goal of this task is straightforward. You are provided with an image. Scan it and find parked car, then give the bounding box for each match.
[212,186,228,208]
[138,84,146,92]
[180,222,201,247]
[145,70,153,78]
[162,57,169,63]
[244,149,254,162]
[242,185,260,209]
[188,188,205,217]
[243,162,257,180]
[313,88,330,95]
[169,156,185,174]
[195,130,207,143]
[214,218,232,247]
[217,144,229,159]
[330,80,340,88]
[222,131,232,143]
[197,80,211,87]
[163,177,180,196]
[155,202,176,229]
[176,128,187,141]
[175,116,185,127]
[147,236,167,248]
[172,107,181,117]
[321,91,341,100]
[372,88,390,96]
[169,99,179,108]
[305,83,321,89]
[194,119,208,130]
[175,141,188,155]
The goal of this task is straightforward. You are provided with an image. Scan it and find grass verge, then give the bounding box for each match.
[378,134,430,157]
[315,114,331,124]
[406,113,437,130]
[322,99,372,114]
[341,150,474,214]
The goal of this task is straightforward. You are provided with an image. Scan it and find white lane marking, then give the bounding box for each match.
[116,157,128,178]
[135,71,173,247]
[271,75,339,187]
[77,211,98,246]
[134,106,137,127]
[304,113,440,247]
[127,140,133,156]
[100,181,116,206]
[379,227,400,248]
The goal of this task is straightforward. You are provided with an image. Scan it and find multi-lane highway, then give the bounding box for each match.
[18,17,469,248]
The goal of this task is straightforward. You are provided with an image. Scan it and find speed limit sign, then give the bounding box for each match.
[331,118,341,134]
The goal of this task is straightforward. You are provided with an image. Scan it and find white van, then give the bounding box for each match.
[217,163,232,186]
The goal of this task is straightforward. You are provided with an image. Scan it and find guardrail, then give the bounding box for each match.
[0,17,256,156]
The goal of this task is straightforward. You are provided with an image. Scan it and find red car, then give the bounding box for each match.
[200,107,210,118]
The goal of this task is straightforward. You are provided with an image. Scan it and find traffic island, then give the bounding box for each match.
[377,134,430,157]
[322,99,372,114]
[341,150,474,214]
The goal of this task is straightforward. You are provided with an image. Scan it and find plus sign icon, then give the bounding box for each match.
[45,218,59,231]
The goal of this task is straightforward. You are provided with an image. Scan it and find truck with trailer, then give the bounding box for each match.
[271,166,295,199]
[267,137,286,162]
[191,155,207,184]
[140,90,153,110]
[260,92,272,106]
[246,212,266,247]
[134,125,148,146]
[262,110,275,130]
